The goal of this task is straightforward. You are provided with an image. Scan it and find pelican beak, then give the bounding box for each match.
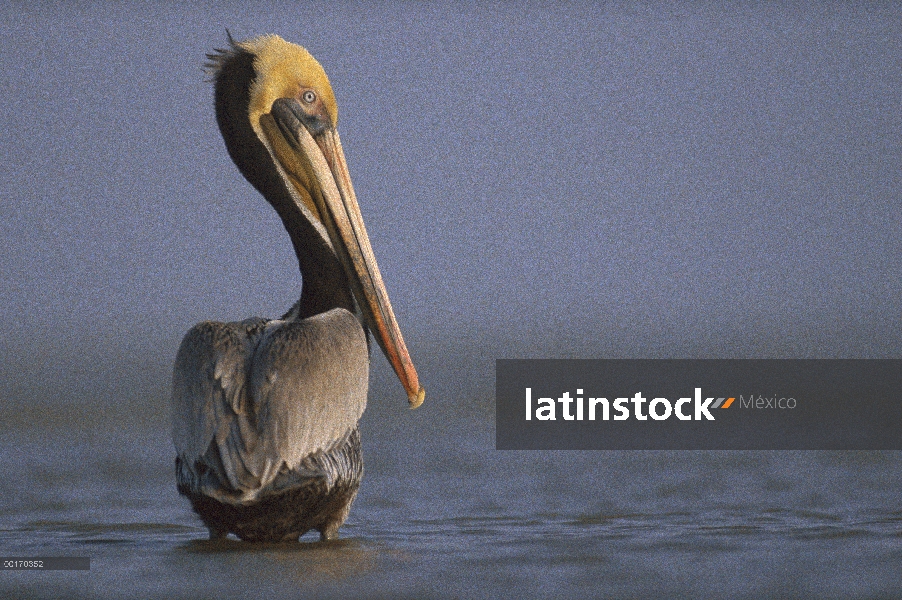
[259,100,425,409]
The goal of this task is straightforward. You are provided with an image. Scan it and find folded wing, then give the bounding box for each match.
[171,308,369,504]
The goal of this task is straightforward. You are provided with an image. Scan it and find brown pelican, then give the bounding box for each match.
[171,34,424,542]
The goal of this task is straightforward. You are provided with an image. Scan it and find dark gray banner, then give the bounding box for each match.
[496,360,902,450]
[2,557,90,570]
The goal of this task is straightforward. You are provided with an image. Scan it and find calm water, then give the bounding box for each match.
[2,359,901,600]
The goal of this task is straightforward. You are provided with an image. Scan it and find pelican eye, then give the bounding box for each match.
[302,90,316,104]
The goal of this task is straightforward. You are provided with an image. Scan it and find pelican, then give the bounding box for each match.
[171,34,424,542]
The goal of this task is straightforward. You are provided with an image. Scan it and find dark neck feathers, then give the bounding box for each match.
[211,45,356,320]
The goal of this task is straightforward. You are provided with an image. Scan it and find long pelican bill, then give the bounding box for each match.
[259,101,425,409]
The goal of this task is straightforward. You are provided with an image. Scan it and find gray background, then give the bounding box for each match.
[2,3,900,418]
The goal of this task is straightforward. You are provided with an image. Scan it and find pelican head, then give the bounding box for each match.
[207,34,424,408]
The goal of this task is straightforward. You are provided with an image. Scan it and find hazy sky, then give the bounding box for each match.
[1,2,900,408]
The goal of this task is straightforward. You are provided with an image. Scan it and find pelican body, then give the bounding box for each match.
[171,35,423,542]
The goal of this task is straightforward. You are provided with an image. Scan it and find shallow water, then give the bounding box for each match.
[2,394,901,599]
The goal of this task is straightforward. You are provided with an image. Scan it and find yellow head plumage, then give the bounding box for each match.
[239,35,339,136]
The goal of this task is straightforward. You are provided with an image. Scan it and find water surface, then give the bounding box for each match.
[2,392,900,599]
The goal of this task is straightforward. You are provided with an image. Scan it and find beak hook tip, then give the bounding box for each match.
[408,386,426,409]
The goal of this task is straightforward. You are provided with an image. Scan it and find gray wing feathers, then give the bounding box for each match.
[171,320,254,463]
[252,310,368,470]
[171,308,368,503]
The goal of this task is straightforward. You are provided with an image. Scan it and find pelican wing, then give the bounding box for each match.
[251,308,369,472]
[171,318,265,498]
[171,319,258,461]
[171,308,368,503]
